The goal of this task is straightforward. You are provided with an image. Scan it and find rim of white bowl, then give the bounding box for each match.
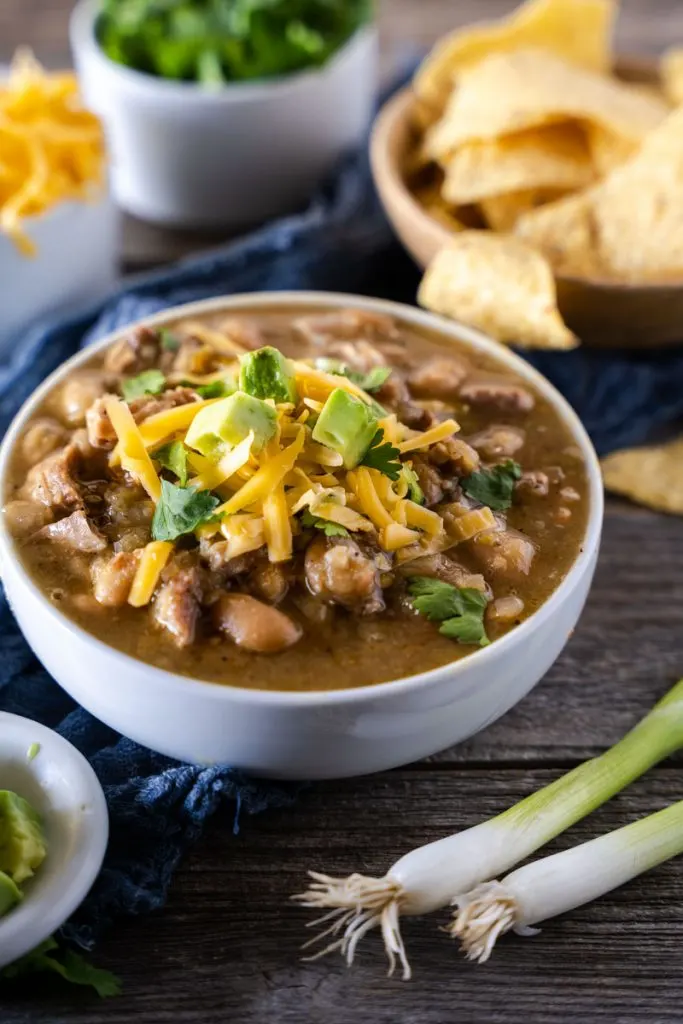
[0,713,108,968]
[70,0,377,103]
[0,291,604,708]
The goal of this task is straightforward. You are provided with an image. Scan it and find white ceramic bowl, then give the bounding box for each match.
[70,0,377,228]
[0,713,108,968]
[0,193,118,357]
[0,292,603,780]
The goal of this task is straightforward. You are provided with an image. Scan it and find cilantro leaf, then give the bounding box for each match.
[153,440,189,486]
[1,937,121,998]
[121,369,166,403]
[407,577,490,647]
[151,480,220,541]
[300,509,349,537]
[179,377,235,399]
[196,380,231,399]
[160,329,180,352]
[360,429,402,481]
[439,590,490,647]
[408,576,464,621]
[462,460,522,511]
[401,464,424,505]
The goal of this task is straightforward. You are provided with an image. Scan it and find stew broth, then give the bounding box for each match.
[4,305,589,691]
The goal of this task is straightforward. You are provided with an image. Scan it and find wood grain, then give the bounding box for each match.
[3,2,683,1022]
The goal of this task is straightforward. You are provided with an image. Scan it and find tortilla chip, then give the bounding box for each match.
[660,47,683,107]
[517,105,683,281]
[441,124,593,205]
[418,231,577,350]
[601,437,683,515]
[479,189,565,232]
[584,123,637,176]
[515,191,600,277]
[414,0,616,113]
[411,180,465,234]
[425,49,668,161]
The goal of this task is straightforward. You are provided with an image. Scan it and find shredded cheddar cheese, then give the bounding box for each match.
[348,468,395,530]
[0,50,106,255]
[293,362,377,408]
[449,506,497,541]
[213,430,306,518]
[397,418,460,454]
[188,431,255,491]
[128,541,173,607]
[380,523,421,551]
[263,482,293,563]
[138,399,221,448]
[104,396,161,501]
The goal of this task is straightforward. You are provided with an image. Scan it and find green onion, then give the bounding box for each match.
[295,677,683,979]
[452,798,683,962]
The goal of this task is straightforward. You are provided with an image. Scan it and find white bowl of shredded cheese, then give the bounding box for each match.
[0,53,118,356]
[0,194,118,355]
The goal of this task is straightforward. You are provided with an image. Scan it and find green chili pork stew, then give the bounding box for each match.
[3,306,588,692]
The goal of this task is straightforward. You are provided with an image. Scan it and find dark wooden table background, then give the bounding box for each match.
[3,2,683,1022]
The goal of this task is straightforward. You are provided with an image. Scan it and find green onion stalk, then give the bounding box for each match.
[294,677,683,980]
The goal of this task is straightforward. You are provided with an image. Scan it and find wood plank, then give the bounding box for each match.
[434,504,683,764]
[6,768,683,1023]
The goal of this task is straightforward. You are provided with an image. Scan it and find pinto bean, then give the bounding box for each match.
[213,594,302,653]
[20,418,69,466]
[3,499,53,536]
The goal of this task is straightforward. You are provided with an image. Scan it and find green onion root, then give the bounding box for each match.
[452,798,683,962]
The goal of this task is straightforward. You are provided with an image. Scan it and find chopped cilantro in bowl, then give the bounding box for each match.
[95,0,373,84]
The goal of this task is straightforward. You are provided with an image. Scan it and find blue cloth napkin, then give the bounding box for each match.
[2,76,683,953]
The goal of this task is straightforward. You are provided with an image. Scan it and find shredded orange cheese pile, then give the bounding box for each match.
[1,49,105,255]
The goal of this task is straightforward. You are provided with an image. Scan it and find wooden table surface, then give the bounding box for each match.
[4,2,683,1022]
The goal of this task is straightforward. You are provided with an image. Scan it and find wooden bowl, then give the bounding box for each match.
[370,61,683,349]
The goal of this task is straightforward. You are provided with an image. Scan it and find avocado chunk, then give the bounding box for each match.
[185,392,277,458]
[239,346,297,404]
[0,870,22,918]
[312,388,379,470]
[0,790,47,885]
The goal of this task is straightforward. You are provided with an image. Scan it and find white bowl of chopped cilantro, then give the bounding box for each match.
[70,0,377,227]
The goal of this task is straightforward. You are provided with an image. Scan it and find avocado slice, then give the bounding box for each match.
[0,790,47,885]
[185,392,277,458]
[0,870,22,918]
[239,346,297,404]
[312,388,379,470]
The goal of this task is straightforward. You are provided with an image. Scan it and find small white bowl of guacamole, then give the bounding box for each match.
[0,713,108,969]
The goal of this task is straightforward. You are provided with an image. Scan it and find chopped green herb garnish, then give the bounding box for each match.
[194,380,231,399]
[151,481,220,541]
[96,0,372,84]
[121,369,166,403]
[300,509,349,537]
[1,937,121,998]
[360,428,402,481]
[160,329,180,352]
[26,743,40,762]
[401,464,424,505]
[462,459,522,512]
[153,441,190,487]
[407,576,490,647]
